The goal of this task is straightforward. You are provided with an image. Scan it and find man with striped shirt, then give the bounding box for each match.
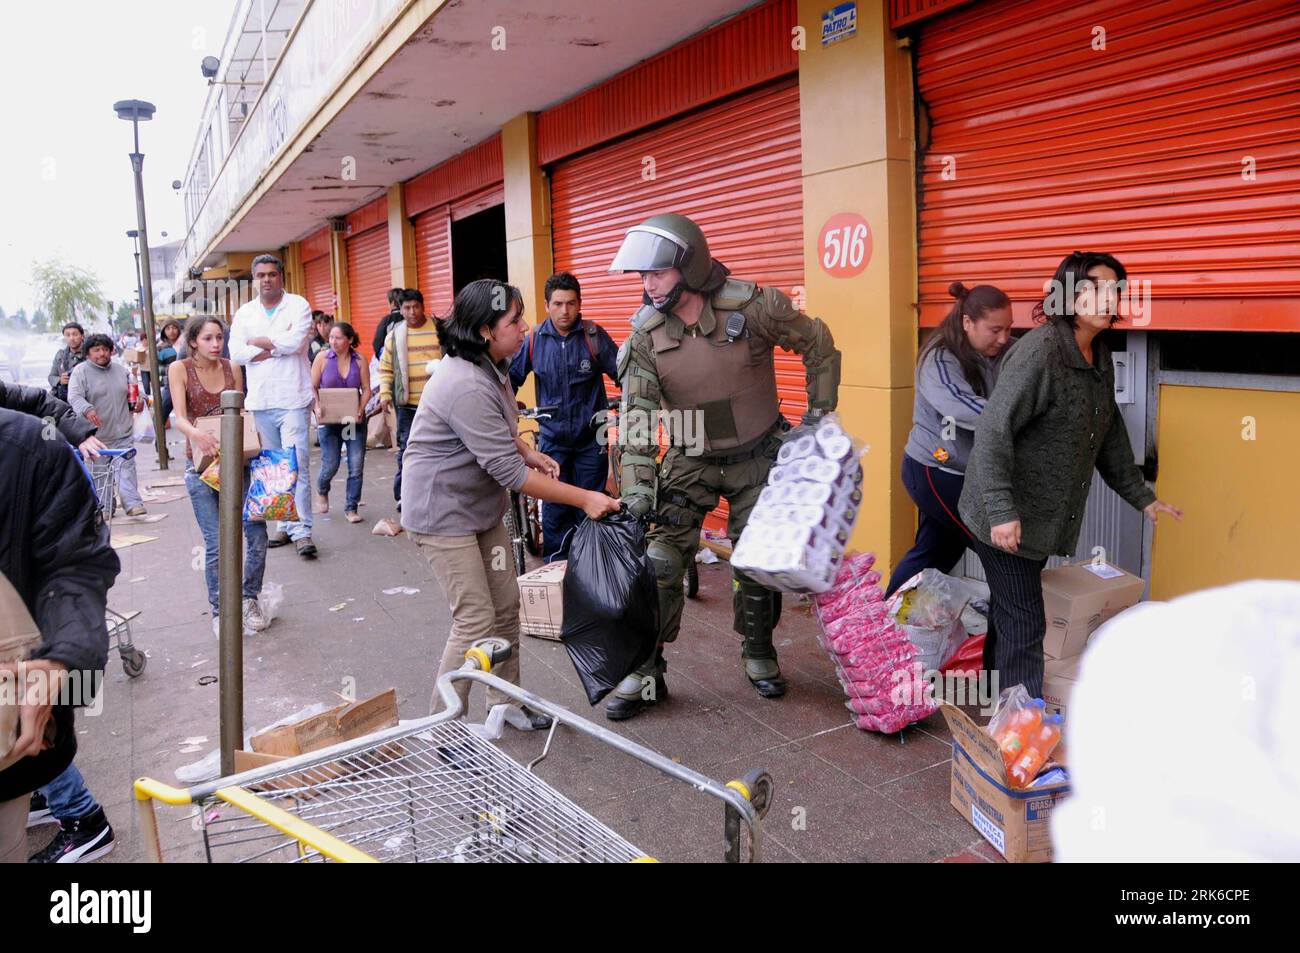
[379,289,440,507]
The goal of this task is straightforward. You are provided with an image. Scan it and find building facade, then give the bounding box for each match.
[175,0,1300,595]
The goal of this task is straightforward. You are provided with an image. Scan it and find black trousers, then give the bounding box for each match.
[885,457,972,597]
[969,537,1049,698]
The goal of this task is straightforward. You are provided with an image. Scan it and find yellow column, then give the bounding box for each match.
[330,226,350,324]
[502,112,553,407]
[387,184,418,289]
[798,0,917,576]
[283,241,305,297]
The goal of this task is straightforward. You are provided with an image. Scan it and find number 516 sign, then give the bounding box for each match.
[818,212,873,278]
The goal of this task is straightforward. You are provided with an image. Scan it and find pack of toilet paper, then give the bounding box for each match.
[731,414,864,594]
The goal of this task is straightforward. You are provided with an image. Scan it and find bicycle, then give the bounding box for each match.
[504,404,555,576]
[597,399,699,599]
[78,447,148,678]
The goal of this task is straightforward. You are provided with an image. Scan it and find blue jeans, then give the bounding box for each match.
[394,404,417,502]
[539,439,608,560]
[185,465,269,614]
[317,423,366,513]
[253,406,313,540]
[41,763,97,821]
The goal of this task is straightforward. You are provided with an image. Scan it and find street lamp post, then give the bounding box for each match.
[127,229,145,319]
[114,99,169,469]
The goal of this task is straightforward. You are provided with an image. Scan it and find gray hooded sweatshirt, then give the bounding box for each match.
[68,359,134,443]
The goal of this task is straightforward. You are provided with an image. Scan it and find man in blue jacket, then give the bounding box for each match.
[509,273,619,560]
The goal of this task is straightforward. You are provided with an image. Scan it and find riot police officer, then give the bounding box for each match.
[606,213,841,720]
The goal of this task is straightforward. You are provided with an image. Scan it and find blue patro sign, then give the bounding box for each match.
[821,2,858,46]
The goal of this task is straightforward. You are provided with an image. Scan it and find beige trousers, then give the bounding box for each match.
[412,520,522,715]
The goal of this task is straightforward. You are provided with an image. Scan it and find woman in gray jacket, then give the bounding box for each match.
[886,282,1013,596]
[959,251,1183,697]
[401,279,620,727]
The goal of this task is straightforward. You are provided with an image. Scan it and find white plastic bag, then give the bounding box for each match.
[133,411,155,443]
[885,569,970,672]
[258,581,285,626]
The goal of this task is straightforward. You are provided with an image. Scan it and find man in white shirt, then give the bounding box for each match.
[229,254,318,558]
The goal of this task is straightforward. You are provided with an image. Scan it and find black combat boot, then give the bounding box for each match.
[735,578,787,698]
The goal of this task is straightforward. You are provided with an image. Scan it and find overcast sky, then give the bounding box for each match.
[0,0,237,317]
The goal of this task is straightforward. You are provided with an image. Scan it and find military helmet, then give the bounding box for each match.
[609,213,722,292]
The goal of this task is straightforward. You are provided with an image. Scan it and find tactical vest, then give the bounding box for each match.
[649,280,781,454]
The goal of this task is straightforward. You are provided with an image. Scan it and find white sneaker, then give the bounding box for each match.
[212,610,261,639]
[242,598,268,633]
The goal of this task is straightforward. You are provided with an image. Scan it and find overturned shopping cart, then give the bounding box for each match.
[135,639,773,862]
[81,447,147,678]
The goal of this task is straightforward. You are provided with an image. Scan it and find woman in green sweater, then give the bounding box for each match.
[959,251,1183,697]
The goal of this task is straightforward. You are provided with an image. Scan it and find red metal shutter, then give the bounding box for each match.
[915,0,1300,332]
[413,204,454,319]
[304,252,333,315]
[551,78,805,531]
[346,225,390,357]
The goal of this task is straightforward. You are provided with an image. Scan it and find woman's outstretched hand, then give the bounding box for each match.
[1144,500,1184,523]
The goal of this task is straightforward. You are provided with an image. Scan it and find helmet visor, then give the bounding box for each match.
[609,229,687,273]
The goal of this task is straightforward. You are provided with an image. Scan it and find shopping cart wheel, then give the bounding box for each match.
[466,637,513,672]
[727,769,774,820]
[122,649,147,678]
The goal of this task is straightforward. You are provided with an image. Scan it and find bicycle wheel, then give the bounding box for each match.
[520,493,542,557]
[503,494,527,576]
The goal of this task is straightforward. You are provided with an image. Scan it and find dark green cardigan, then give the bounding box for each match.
[958,318,1155,561]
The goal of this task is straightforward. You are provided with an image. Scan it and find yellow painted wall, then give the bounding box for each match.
[798,0,917,575]
[387,184,418,288]
[1150,384,1300,599]
[283,241,304,296]
[501,112,552,409]
[329,229,350,324]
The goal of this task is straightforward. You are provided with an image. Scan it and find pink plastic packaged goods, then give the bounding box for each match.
[812,549,938,734]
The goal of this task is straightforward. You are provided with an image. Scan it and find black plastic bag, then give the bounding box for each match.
[560,510,659,705]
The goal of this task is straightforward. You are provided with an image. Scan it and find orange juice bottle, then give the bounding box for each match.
[1009,714,1062,788]
[996,700,1044,769]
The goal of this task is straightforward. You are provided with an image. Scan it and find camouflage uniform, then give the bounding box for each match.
[608,214,840,718]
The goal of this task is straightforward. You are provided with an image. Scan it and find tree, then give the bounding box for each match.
[114,301,136,335]
[31,260,106,331]
[16,307,32,332]
[29,308,45,333]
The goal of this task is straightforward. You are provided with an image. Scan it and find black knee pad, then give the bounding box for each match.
[647,541,685,586]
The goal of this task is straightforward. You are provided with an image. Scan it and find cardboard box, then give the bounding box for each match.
[1041,561,1144,661]
[518,561,566,640]
[235,689,401,792]
[1042,655,1082,719]
[194,411,261,472]
[120,347,144,366]
[940,701,1070,863]
[248,688,398,757]
[318,387,361,425]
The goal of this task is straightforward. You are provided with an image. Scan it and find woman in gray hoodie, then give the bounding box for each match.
[886,282,1013,596]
